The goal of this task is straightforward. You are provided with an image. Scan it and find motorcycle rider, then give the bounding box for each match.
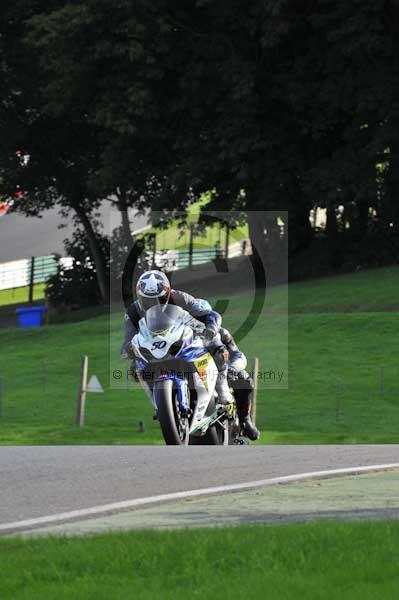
[121,270,259,440]
[123,270,231,403]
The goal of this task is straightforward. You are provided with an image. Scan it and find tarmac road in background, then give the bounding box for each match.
[0,205,148,262]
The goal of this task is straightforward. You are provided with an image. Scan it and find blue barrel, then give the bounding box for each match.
[16,306,47,328]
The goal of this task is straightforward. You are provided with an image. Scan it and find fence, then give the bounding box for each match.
[152,241,250,272]
[154,248,221,271]
[0,255,72,301]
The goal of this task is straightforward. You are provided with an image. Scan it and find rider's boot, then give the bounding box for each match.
[240,415,260,441]
[237,401,260,441]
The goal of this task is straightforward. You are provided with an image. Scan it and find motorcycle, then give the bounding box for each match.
[131,304,247,445]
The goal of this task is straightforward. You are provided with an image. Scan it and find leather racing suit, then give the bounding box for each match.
[122,289,232,404]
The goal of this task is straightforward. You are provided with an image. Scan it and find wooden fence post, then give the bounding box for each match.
[76,355,88,427]
[251,356,259,424]
[188,224,194,270]
[224,223,230,259]
[28,256,35,303]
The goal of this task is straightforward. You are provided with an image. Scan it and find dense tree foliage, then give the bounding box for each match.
[1,0,398,285]
[45,228,110,310]
[0,2,111,300]
[163,0,399,274]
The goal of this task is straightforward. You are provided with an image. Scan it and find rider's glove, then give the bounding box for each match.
[204,322,219,341]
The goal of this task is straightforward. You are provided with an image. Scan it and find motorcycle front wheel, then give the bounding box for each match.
[189,397,223,446]
[154,379,188,445]
[154,380,223,445]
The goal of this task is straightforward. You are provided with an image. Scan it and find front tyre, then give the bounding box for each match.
[154,379,187,445]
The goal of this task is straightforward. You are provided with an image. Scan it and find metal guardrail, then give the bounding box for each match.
[0,238,250,301]
[32,256,58,284]
[0,255,58,298]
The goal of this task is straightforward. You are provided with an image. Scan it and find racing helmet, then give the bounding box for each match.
[136,270,171,311]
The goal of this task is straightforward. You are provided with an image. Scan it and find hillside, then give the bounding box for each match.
[0,265,398,444]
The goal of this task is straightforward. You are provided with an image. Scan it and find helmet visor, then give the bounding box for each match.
[138,294,169,312]
[145,304,183,334]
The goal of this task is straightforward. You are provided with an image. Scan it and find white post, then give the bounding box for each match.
[251,357,259,424]
[76,355,88,427]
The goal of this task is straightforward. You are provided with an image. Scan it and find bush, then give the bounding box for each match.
[45,229,109,311]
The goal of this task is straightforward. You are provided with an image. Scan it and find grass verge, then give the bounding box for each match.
[1,521,399,599]
[0,284,45,307]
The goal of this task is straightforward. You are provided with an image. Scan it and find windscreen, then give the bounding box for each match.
[145,304,184,334]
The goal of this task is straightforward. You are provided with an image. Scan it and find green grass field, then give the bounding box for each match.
[145,216,248,251]
[0,284,45,306]
[142,195,249,250]
[0,265,398,444]
[1,521,399,599]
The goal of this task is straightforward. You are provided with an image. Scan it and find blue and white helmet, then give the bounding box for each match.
[136,270,171,311]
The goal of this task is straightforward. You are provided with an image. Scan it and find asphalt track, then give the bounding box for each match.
[1,445,399,533]
[0,205,148,262]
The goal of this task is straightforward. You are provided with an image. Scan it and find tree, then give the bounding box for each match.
[160,0,399,273]
[25,1,195,215]
[2,0,398,286]
[0,1,112,301]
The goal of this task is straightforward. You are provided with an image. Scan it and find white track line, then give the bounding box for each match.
[1,463,399,534]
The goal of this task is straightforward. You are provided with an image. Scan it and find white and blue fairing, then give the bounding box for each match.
[132,305,206,366]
